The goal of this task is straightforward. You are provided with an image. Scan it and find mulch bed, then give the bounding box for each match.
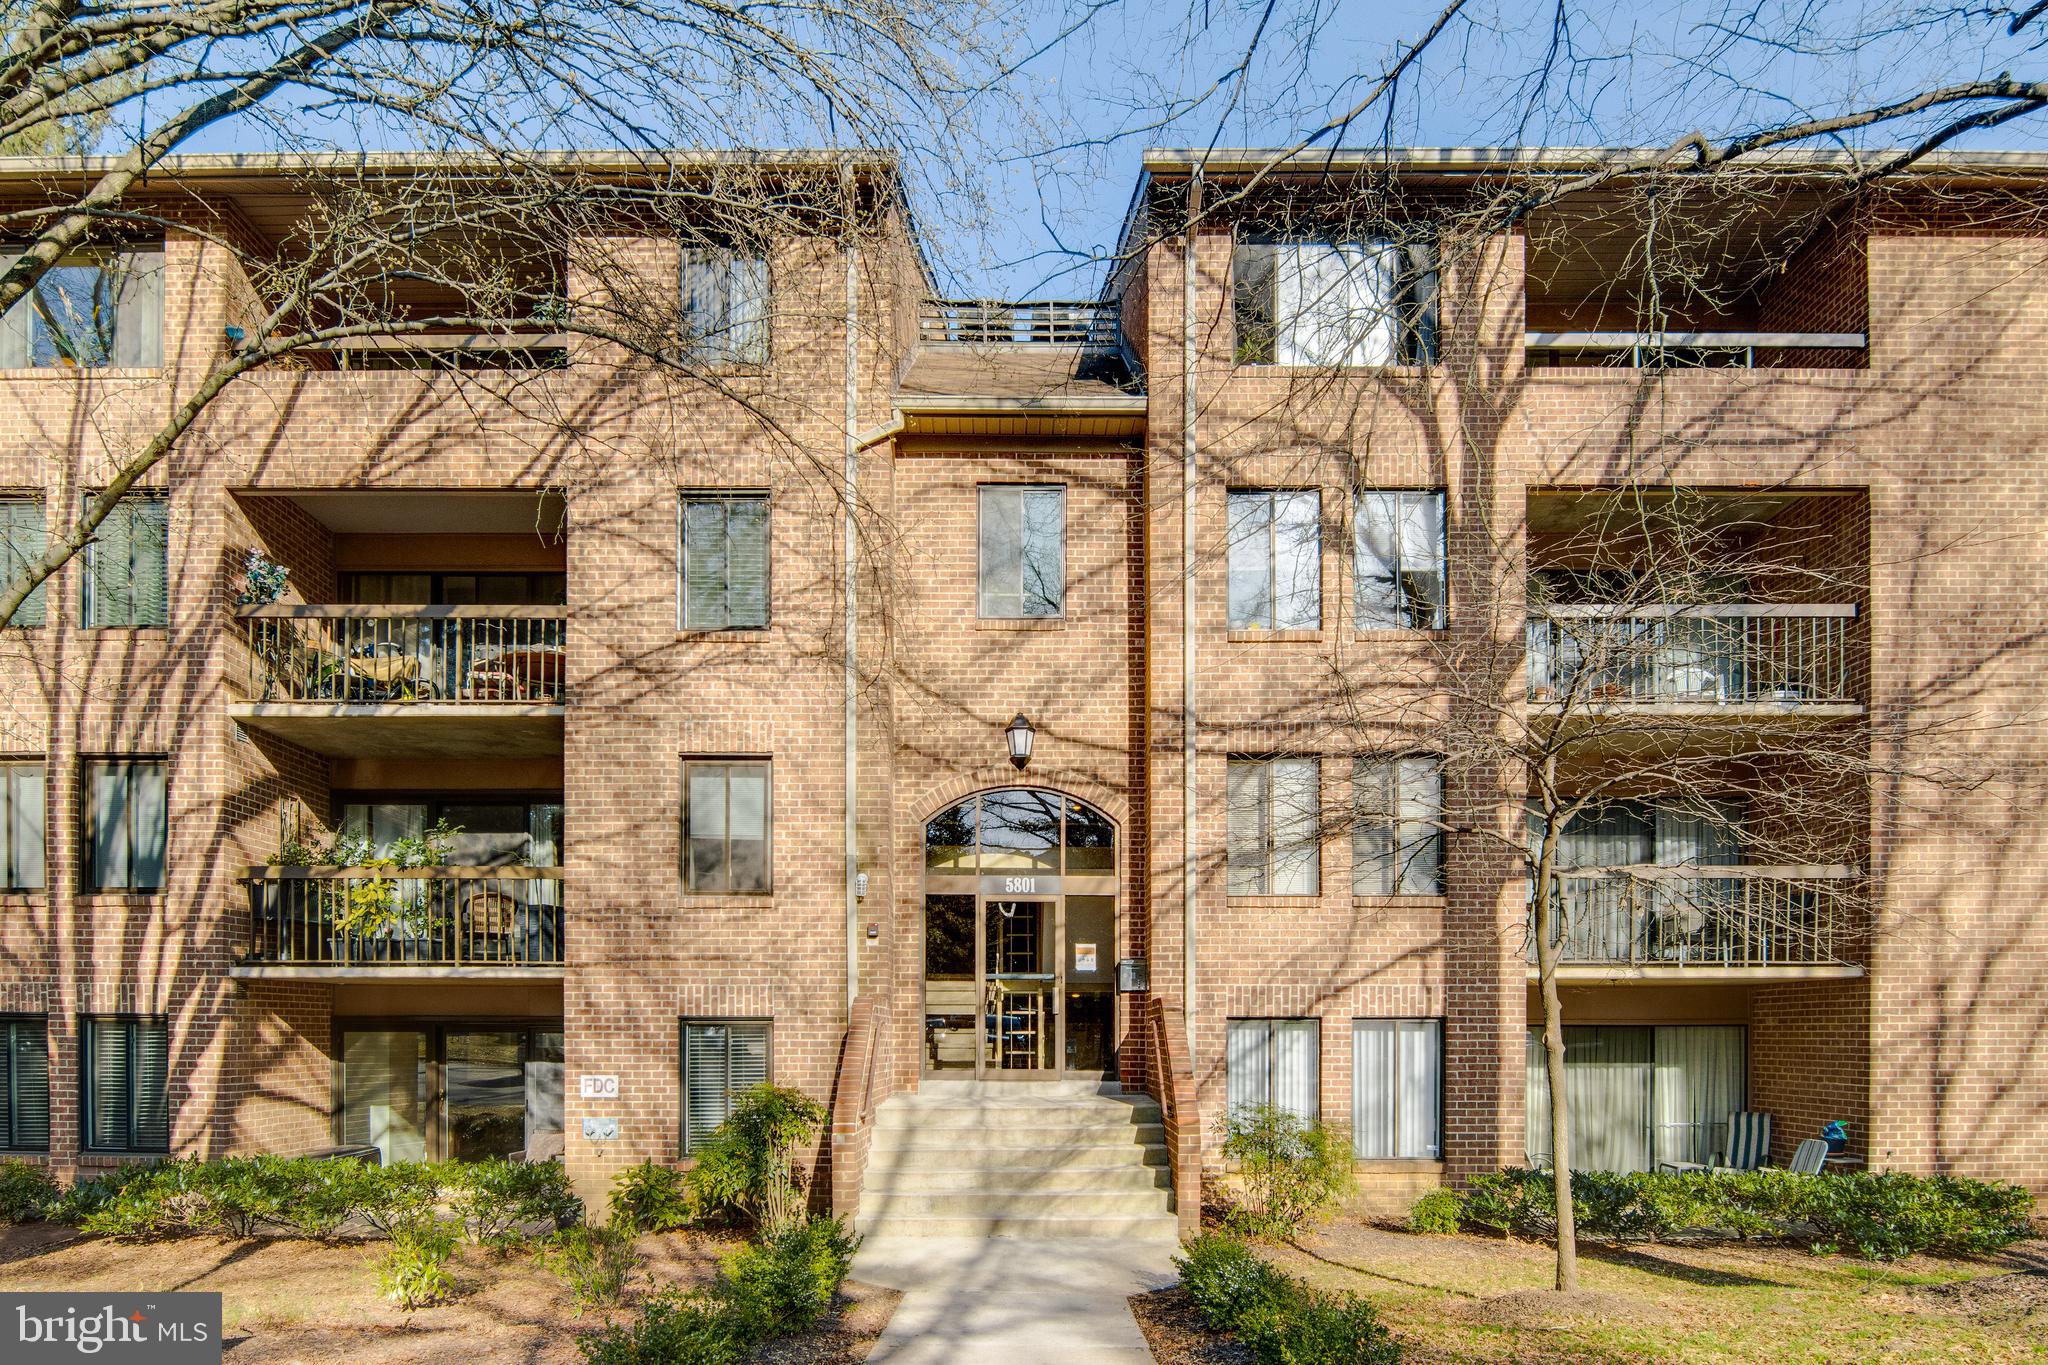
[1128,1285,1256,1365]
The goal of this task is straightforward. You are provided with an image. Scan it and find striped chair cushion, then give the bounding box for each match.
[1723,1111,1772,1170]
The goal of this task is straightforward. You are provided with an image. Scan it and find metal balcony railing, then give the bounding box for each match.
[1530,865,1860,969]
[243,865,564,967]
[1527,605,1858,705]
[238,606,566,704]
[919,300,1120,348]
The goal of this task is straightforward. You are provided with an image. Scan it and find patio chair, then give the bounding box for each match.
[1661,1110,1772,1172]
[462,885,520,961]
[1788,1138,1830,1175]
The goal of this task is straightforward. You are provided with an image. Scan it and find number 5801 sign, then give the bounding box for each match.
[579,1074,620,1099]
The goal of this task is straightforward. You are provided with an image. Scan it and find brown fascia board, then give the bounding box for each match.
[1138,145,2048,178]
[0,148,901,181]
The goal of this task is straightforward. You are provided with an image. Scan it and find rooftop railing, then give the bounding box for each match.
[1532,865,1860,969]
[238,605,566,704]
[242,865,564,968]
[919,300,1120,348]
[1526,330,1867,368]
[1527,604,1858,706]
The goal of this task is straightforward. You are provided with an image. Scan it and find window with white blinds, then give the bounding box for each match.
[682,761,771,893]
[1226,1018,1320,1121]
[85,759,166,892]
[1352,1018,1442,1159]
[1352,756,1442,896]
[681,1019,770,1153]
[1355,490,1447,629]
[0,1016,49,1151]
[0,498,46,626]
[1227,757,1320,896]
[1227,490,1321,630]
[84,1016,169,1153]
[679,246,770,364]
[679,493,770,630]
[82,492,169,628]
[0,250,164,369]
[0,761,44,890]
[977,485,1065,618]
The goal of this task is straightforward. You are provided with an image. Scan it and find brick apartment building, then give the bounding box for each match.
[0,148,2042,1230]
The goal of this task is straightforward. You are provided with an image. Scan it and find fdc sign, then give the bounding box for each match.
[3,1293,222,1364]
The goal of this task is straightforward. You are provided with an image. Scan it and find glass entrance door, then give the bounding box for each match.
[985,899,1059,1075]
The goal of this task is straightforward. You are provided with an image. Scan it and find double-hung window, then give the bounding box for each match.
[1226,1018,1320,1121]
[1233,237,1437,366]
[977,485,1065,618]
[1227,757,1320,896]
[0,249,164,369]
[0,1016,49,1151]
[85,759,166,892]
[0,760,45,889]
[1353,1019,1442,1159]
[1227,490,1320,631]
[681,1019,769,1153]
[1355,490,1446,629]
[1352,756,1443,895]
[679,493,770,630]
[0,497,46,626]
[682,760,771,893]
[82,492,169,628]
[679,245,770,364]
[83,1015,170,1153]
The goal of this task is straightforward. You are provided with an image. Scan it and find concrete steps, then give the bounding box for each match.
[856,1079,1178,1240]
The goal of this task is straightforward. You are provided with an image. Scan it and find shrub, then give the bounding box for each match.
[687,1084,827,1235]
[356,1162,445,1237]
[576,1288,750,1365]
[378,1219,458,1310]
[543,1222,641,1311]
[449,1158,582,1251]
[0,1159,58,1223]
[49,1164,159,1227]
[1176,1233,1400,1365]
[608,1160,693,1235]
[1218,1105,1356,1239]
[1406,1187,1462,1236]
[718,1216,860,1337]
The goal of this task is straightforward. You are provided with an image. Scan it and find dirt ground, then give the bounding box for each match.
[0,1222,899,1364]
[1134,1221,2048,1365]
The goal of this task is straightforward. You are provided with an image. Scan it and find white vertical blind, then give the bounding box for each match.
[1268,757,1320,895]
[1227,1018,1320,1121]
[85,494,168,628]
[1272,491,1321,630]
[1226,492,1273,629]
[0,498,47,626]
[1355,490,1448,629]
[1652,1026,1747,1168]
[1526,1024,1746,1173]
[1275,243,1401,365]
[1353,1019,1441,1158]
[1,762,44,889]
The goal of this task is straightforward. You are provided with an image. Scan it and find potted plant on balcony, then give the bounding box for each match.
[331,820,461,962]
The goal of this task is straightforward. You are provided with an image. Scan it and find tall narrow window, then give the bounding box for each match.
[0,761,45,890]
[1227,490,1321,630]
[85,759,166,892]
[0,1015,49,1152]
[1353,1018,1442,1159]
[1355,490,1447,629]
[1227,757,1320,896]
[1226,1018,1320,1121]
[679,246,770,364]
[82,492,169,627]
[1353,756,1442,895]
[83,1015,170,1153]
[682,760,771,893]
[977,485,1066,618]
[0,249,164,369]
[679,493,770,630]
[0,497,46,626]
[681,1019,770,1153]
[1233,238,1437,366]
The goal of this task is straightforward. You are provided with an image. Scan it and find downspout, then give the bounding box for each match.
[844,221,861,1012]
[1181,172,1202,1061]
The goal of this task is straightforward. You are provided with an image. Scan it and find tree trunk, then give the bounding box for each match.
[1532,817,1578,1292]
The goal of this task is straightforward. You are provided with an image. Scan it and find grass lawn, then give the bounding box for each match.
[1135,1222,2048,1364]
[0,1221,897,1364]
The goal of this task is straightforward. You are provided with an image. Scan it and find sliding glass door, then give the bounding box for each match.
[339,1023,563,1162]
[1526,1024,1745,1172]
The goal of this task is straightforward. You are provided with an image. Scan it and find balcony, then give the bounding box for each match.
[918,300,1121,349]
[234,865,564,979]
[1531,864,1862,980]
[229,605,565,757]
[1527,605,1861,714]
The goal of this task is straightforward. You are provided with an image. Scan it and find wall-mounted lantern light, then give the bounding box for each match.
[1006,712,1036,770]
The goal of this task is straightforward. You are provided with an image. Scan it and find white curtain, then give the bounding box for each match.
[1527,1024,1746,1172]
[1653,1026,1746,1167]
[1353,1019,1440,1158]
[1269,757,1320,895]
[1228,1019,1320,1122]
[1275,243,1399,365]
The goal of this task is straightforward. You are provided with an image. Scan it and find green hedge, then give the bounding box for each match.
[0,1159,59,1222]
[1175,1233,1401,1365]
[1445,1166,2034,1261]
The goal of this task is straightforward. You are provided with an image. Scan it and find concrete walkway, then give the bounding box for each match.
[851,1236,1181,1364]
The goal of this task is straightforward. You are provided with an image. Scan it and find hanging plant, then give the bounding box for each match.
[237,548,290,606]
